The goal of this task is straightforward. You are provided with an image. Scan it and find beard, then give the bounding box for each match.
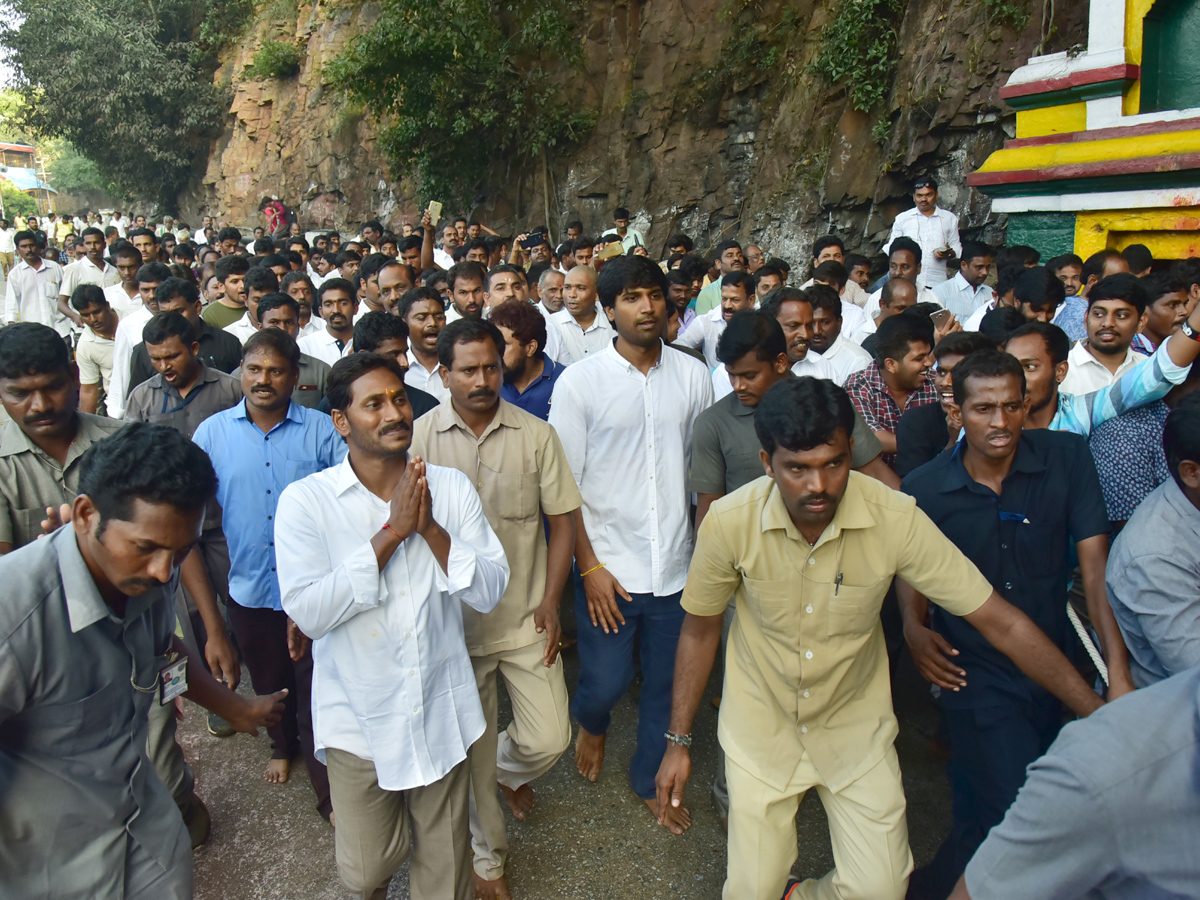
[503,355,527,383]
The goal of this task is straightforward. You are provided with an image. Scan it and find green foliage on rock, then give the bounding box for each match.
[0,0,252,205]
[246,40,302,80]
[814,0,905,112]
[325,0,596,204]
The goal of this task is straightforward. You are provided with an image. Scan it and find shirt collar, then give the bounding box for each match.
[333,454,364,496]
[939,432,1046,493]
[54,527,115,633]
[434,396,522,439]
[231,398,304,426]
[0,412,98,459]
[952,271,972,292]
[151,362,218,397]
[605,338,665,372]
[759,475,876,547]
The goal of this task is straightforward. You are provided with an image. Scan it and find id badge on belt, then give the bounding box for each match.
[159,652,189,705]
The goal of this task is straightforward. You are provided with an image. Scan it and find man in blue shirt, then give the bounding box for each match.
[193,328,346,822]
[900,349,1133,900]
[489,297,565,421]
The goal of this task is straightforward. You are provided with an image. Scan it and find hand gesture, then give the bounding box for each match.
[934,312,962,344]
[534,599,563,666]
[420,209,433,233]
[904,621,966,690]
[38,503,72,538]
[227,689,288,736]
[410,456,434,537]
[654,745,691,826]
[387,458,423,542]
[286,617,311,662]
[582,566,632,634]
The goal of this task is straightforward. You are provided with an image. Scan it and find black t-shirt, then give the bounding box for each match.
[895,401,951,477]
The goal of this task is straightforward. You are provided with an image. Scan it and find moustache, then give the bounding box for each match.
[798,493,836,507]
[23,413,58,426]
[379,421,411,436]
[468,388,496,399]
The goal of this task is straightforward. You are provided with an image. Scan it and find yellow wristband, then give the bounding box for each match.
[580,562,606,578]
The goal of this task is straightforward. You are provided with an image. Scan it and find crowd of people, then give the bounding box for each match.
[1,178,1198,900]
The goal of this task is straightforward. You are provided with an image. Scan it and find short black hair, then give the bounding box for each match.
[959,240,992,264]
[845,253,870,272]
[996,264,1023,300]
[812,260,848,291]
[143,311,197,347]
[154,277,199,309]
[713,239,742,258]
[253,238,276,255]
[1171,258,1200,291]
[358,252,393,286]
[362,219,383,233]
[79,226,105,242]
[889,237,922,264]
[280,270,315,294]
[812,235,844,260]
[1088,272,1150,315]
[759,286,809,321]
[112,241,142,264]
[1121,243,1153,272]
[485,263,525,292]
[127,227,159,246]
[753,265,784,289]
[436,317,505,370]
[354,310,410,352]
[715,310,786,366]
[70,283,108,313]
[996,245,1040,270]
[979,306,1028,346]
[934,330,993,361]
[1005,321,1071,367]
[215,254,250,282]
[326,353,407,412]
[804,283,842,319]
[244,265,280,295]
[137,262,172,285]
[257,292,300,321]
[667,233,694,252]
[397,286,446,320]
[0,322,71,380]
[614,206,631,219]
[217,226,242,244]
[596,255,669,309]
[14,229,41,249]
[951,348,1026,407]
[1013,266,1066,313]
[754,378,856,456]
[1047,253,1084,274]
[1143,269,1187,301]
[721,271,755,295]
[874,312,933,366]
[446,260,486,293]
[1165,393,1200,488]
[318,277,355,302]
[77,422,216,529]
[243,327,301,369]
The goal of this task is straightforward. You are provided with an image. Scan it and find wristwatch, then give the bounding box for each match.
[1181,319,1200,342]
[664,731,693,748]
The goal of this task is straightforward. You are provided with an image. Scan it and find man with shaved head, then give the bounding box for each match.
[551,266,612,365]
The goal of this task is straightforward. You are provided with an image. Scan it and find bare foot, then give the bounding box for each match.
[500,782,536,820]
[643,796,691,834]
[264,758,290,784]
[328,810,336,829]
[472,873,512,899]
[575,727,606,782]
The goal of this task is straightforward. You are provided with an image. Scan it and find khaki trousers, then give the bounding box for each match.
[724,746,912,900]
[468,641,571,881]
[325,748,472,900]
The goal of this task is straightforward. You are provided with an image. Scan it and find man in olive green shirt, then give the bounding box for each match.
[655,377,1105,900]
[411,318,581,900]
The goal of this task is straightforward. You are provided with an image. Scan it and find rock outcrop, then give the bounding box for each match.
[181,0,1088,263]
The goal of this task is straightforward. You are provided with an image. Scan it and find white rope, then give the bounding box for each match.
[1067,602,1108,686]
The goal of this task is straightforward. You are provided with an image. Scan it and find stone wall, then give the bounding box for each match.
[181,0,1088,265]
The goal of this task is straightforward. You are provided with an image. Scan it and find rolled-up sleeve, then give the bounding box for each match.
[896,502,994,617]
[276,482,385,640]
[681,510,741,617]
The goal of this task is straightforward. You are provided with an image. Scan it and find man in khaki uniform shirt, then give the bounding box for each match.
[411,318,581,899]
[655,378,1105,900]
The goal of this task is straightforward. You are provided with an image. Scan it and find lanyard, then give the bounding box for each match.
[161,378,209,416]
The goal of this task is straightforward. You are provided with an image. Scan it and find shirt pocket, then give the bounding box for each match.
[15,681,125,757]
[1013,521,1065,582]
[478,463,540,522]
[12,506,49,546]
[826,577,888,637]
[742,577,801,640]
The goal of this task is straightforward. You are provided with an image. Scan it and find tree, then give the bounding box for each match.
[0,181,37,219]
[0,0,252,206]
[325,0,595,204]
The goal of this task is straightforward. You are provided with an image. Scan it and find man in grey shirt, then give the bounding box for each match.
[1106,392,1200,686]
[0,423,284,900]
[953,663,1200,900]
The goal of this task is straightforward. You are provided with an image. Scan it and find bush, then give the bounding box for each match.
[814,0,904,112]
[0,181,38,219]
[246,40,302,80]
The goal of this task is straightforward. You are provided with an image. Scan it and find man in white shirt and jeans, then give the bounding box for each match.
[549,255,713,835]
[276,353,508,900]
[884,176,961,287]
[4,230,63,332]
[0,218,16,276]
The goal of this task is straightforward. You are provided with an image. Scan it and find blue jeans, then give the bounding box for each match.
[569,569,685,799]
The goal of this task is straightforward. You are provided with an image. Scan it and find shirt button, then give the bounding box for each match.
[800,725,808,734]
[803,689,810,698]
[412,706,418,713]
[805,650,813,659]
[409,669,415,676]
[406,632,412,638]
[271,566,276,572]
[1001,543,1007,549]
[266,462,270,467]
[1004,582,1013,590]
[806,605,813,614]
[267,489,271,494]
[808,558,815,565]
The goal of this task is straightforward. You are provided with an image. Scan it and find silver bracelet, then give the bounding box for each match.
[664,731,693,748]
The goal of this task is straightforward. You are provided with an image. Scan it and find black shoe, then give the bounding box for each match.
[207,712,235,737]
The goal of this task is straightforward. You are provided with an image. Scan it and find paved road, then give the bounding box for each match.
[181,631,952,900]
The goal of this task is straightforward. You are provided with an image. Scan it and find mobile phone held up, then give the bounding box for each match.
[426,201,443,227]
[931,308,954,329]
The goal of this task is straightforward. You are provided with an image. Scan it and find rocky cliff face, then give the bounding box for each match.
[182,0,1087,264]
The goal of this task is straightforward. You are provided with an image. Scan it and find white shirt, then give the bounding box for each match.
[550,303,614,365]
[298,329,353,367]
[4,258,64,332]
[60,257,120,304]
[276,459,508,791]
[0,227,15,254]
[816,333,873,385]
[1060,342,1149,396]
[863,283,942,322]
[963,299,996,332]
[541,312,565,363]
[884,206,961,286]
[224,315,258,346]
[549,341,713,595]
[109,304,154,416]
[405,349,451,403]
[847,315,877,346]
[104,283,144,320]
[711,351,835,401]
[434,248,455,270]
[675,306,727,371]
[933,271,993,319]
[799,277,870,309]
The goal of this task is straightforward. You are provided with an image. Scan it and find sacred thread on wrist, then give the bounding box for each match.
[580,562,606,578]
